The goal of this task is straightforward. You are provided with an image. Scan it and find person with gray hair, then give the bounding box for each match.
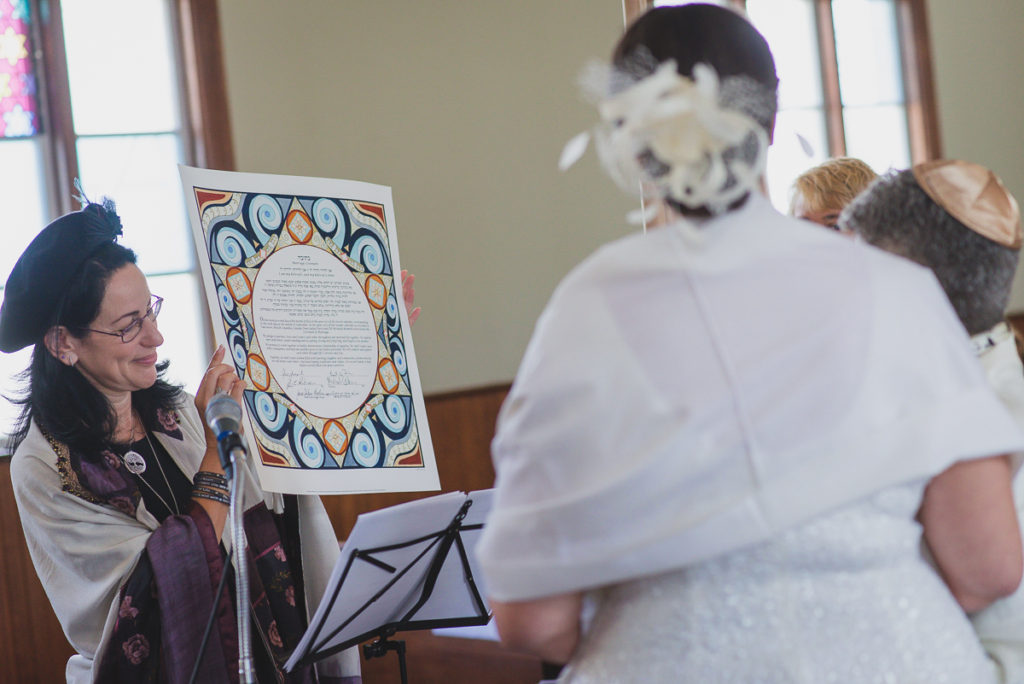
[843,159,1024,682]
[841,161,1019,336]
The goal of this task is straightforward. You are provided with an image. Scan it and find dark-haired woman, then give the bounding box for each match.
[477,5,1023,682]
[2,202,360,683]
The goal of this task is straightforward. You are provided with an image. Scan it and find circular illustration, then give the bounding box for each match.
[251,245,378,417]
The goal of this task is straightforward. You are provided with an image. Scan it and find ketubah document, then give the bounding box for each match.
[284,489,494,671]
[179,165,438,495]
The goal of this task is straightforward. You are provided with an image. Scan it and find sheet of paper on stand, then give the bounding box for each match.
[432,620,500,641]
[285,489,493,672]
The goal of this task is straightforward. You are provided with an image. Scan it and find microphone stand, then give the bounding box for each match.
[219,432,255,684]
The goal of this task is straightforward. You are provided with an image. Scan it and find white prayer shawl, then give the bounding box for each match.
[970,326,1024,683]
[11,394,359,682]
[477,193,1024,602]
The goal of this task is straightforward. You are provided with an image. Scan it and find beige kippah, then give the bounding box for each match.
[912,159,1022,249]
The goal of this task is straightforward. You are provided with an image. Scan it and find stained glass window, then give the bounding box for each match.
[0,0,37,138]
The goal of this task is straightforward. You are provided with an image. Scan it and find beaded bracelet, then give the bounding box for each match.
[192,486,230,506]
[194,471,229,491]
[193,483,228,497]
[193,483,229,498]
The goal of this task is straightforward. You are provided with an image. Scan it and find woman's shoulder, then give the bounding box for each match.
[11,420,59,469]
[10,421,75,497]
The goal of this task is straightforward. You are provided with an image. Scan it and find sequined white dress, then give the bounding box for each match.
[560,482,996,683]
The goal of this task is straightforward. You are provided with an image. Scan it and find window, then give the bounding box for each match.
[0,0,232,435]
[635,0,939,209]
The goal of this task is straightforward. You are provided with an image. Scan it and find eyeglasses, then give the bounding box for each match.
[86,295,163,343]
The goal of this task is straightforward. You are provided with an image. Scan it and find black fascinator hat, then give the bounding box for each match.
[0,197,124,353]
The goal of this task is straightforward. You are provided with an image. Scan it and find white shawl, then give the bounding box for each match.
[477,194,1024,602]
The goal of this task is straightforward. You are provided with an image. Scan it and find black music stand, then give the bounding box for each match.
[285,490,493,683]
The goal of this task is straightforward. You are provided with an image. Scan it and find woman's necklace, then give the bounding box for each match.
[122,417,147,474]
[121,412,181,516]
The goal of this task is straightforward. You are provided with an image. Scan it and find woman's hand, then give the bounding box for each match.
[401,269,421,326]
[194,345,246,471]
[190,345,244,540]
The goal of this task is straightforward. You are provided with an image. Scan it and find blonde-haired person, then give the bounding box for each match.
[790,156,878,230]
[476,5,1024,683]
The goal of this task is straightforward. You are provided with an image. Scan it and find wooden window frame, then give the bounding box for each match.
[33,0,234,217]
[896,0,941,162]
[177,0,235,172]
[623,0,941,162]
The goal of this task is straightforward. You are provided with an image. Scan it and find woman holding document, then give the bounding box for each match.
[1,198,361,682]
[477,5,1024,682]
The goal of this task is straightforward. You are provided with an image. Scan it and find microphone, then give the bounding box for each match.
[205,392,242,438]
[204,393,245,478]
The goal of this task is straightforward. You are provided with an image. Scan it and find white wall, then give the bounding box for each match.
[217,1,1024,391]
[927,0,1024,309]
[216,0,631,392]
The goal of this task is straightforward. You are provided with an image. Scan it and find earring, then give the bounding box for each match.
[68,354,77,367]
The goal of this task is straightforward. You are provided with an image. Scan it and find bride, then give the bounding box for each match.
[476,5,1023,682]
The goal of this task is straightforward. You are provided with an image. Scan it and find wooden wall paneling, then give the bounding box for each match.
[319,384,510,539]
[0,459,75,683]
[1006,313,1024,355]
[360,630,544,684]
